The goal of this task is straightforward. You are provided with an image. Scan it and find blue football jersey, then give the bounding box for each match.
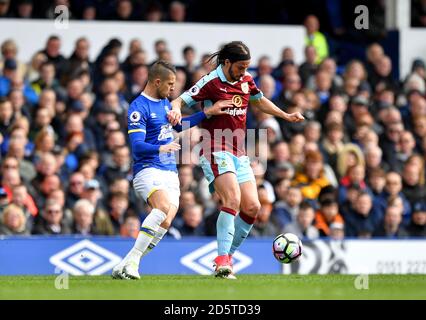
[127,93,177,176]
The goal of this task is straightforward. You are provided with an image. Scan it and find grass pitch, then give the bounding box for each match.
[0,274,425,300]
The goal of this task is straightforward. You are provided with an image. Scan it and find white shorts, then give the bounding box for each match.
[133,167,180,209]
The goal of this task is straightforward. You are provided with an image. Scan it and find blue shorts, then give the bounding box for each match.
[199,151,255,193]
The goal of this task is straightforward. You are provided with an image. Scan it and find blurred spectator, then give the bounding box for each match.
[411,0,426,27]
[401,201,426,237]
[0,0,11,18]
[1,39,27,78]
[103,145,131,184]
[314,196,344,237]
[292,150,330,200]
[367,167,386,197]
[11,183,37,229]
[168,1,186,22]
[271,186,302,229]
[373,205,405,238]
[0,204,30,235]
[336,143,365,180]
[32,199,70,235]
[71,198,99,235]
[0,187,9,214]
[304,15,328,64]
[65,171,85,210]
[0,98,13,136]
[113,0,134,20]
[120,215,140,238]
[16,0,34,19]
[282,200,319,240]
[375,171,412,225]
[145,1,163,22]
[82,3,96,20]
[329,222,345,240]
[25,52,47,83]
[39,35,67,80]
[176,204,205,236]
[401,161,426,206]
[343,192,379,238]
[299,46,318,85]
[108,191,130,234]
[338,164,369,204]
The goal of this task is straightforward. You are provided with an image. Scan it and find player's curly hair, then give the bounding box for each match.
[207,41,251,66]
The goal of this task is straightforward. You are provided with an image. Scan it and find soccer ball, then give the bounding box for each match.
[272,233,303,264]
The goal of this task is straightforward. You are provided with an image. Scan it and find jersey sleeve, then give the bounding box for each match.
[127,100,147,135]
[248,76,263,101]
[180,75,213,107]
[127,101,161,156]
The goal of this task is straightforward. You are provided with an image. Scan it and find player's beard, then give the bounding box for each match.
[229,64,241,82]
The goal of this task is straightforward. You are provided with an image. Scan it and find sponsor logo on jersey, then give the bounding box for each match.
[224,107,247,116]
[232,95,243,107]
[150,112,157,118]
[130,111,141,122]
[241,82,249,94]
[158,124,174,141]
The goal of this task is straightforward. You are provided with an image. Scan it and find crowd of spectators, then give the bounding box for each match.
[0,10,425,240]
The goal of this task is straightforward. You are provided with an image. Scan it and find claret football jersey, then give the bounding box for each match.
[180,65,263,157]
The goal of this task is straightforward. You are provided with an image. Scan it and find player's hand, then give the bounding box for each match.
[204,99,233,117]
[167,109,182,126]
[159,140,181,153]
[286,112,305,123]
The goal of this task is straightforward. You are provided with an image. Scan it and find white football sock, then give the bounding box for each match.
[142,226,168,257]
[128,209,167,262]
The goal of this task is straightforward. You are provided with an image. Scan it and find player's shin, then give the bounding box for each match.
[216,207,237,256]
[229,212,255,255]
[132,208,167,260]
[141,226,168,257]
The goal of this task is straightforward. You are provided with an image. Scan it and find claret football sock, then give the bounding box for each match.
[217,207,237,256]
[132,208,167,260]
[142,226,168,257]
[229,212,255,255]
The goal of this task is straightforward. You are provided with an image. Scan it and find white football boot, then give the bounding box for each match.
[121,260,141,280]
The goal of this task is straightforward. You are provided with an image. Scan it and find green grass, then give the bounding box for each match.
[0,275,425,300]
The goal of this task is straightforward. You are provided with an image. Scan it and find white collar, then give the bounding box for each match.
[141,92,161,102]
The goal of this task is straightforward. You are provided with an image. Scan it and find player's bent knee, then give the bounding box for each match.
[222,197,241,212]
[243,201,261,217]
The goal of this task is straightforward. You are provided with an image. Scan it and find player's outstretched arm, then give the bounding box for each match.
[172,99,232,132]
[251,96,305,123]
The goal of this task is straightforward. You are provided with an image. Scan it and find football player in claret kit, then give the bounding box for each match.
[112,61,231,279]
[168,41,304,279]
